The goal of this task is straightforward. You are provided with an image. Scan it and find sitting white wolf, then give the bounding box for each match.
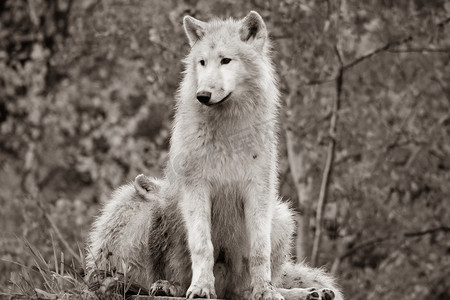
[87,11,343,300]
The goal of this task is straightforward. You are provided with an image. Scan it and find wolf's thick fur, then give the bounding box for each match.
[87,12,343,300]
[87,176,342,300]
[172,11,283,300]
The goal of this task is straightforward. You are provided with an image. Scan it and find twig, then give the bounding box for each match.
[339,226,450,260]
[387,48,450,53]
[344,16,450,70]
[302,77,335,86]
[310,46,343,267]
[403,226,450,237]
[437,17,450,27]
[331,226,450,273]
[305,16,450,85]
[334,152,361,166]
[343,37,409,71]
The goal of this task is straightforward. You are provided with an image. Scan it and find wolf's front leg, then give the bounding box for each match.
[245,185,284,300]
[180,186,217,299]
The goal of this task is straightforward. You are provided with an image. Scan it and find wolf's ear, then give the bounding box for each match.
[134,174,159,199]
[240,11,267,50]
[183,16,206,46]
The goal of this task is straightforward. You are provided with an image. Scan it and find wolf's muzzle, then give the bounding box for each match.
[199,92,232,107]
[197,91,212,104]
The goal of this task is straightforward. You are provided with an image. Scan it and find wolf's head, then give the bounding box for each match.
[182,11,271,107]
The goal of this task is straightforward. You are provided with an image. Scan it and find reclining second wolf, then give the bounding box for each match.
[87,11,343,300]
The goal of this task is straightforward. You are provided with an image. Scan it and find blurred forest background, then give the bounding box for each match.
[1,0,449,299]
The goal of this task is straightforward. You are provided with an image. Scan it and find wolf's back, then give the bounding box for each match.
[86,184,155,286]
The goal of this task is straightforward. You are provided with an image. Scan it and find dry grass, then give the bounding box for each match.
[2,238,149,300]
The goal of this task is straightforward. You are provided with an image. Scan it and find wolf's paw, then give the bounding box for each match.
[149,280,180,296]
[186,283,217,299]
[252,284,284,300]
[305,288,335,300]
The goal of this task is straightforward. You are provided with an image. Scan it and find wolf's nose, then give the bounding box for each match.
[197,91,211,104]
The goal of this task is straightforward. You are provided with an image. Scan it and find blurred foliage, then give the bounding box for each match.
[0,0,449,299]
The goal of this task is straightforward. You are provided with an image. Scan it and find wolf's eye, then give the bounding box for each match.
[221,58,232,65]
[199,60,205,66]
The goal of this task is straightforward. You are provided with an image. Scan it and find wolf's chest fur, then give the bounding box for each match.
[172,115,276,184]
[170,114,275,236]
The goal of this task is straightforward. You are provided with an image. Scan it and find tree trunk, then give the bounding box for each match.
[284,81,315,263]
